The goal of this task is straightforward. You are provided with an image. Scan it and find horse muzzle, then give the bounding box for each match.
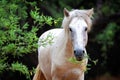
[74,49,85,61]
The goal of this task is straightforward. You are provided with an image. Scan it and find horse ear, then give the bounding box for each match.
[86,8,94,17]
[64,8,69,17]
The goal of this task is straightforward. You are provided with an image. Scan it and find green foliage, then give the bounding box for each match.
[95,22,119,67]
[30,6,62,28]
[0,0,58,80]
[0,11,38,57]
[96,22,119,52]
[30,7,53,26]
[101,1,120,15]
[39,32,55,47]
[68,57,83,64]
[0,0,35,79]
[11,62,31,79]
[68,54,98,72]
[0,57,7,74]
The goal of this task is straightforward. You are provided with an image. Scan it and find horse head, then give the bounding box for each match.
[62,8,93,61]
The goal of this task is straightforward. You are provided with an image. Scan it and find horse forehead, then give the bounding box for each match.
[69,17,87,28]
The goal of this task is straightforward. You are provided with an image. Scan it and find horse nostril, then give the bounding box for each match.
[74,50,76,54]
[74,49,85,54]
[82,50,85,54]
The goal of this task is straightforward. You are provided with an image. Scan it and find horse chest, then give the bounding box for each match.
[51,63,84,80]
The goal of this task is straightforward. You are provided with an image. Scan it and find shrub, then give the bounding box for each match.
[0,0,60,80]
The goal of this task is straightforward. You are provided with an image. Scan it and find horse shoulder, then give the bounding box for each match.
[38,28,63,57]
[38,28,63,80]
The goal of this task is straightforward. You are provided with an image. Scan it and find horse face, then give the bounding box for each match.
[69,17,88,61]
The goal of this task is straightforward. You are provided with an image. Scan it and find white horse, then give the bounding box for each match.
[33,8,93,80]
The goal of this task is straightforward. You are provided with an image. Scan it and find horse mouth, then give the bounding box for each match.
[76,57,83,61]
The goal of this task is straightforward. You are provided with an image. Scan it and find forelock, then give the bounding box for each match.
[69,10,92,31]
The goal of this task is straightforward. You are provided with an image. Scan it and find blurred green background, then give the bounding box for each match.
[0,0,120,80]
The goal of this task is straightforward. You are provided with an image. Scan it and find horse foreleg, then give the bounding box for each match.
[33,65,46,80]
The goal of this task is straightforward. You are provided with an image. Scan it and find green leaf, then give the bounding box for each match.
[68,57,83,64]
[0,57,7,74]
[11,62,30,80]
[2,43,16,54]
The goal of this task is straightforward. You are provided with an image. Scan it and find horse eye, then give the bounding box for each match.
[85,27,88,31]
[69,28,72,32]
